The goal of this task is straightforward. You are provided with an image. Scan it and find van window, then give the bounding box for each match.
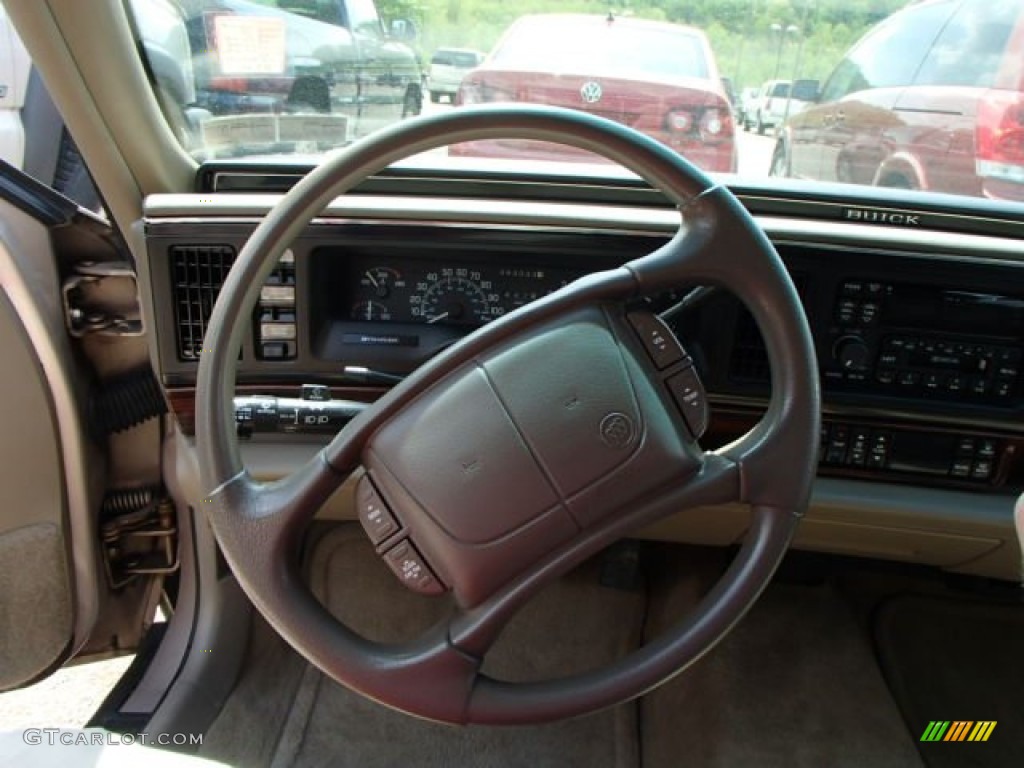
[819,0,953,102]
[771,82,789,98]
[914,0,1016,88]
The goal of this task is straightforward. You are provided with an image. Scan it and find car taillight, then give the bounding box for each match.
[699,108,727,139]
[976,90,1024,183]
[666,110,694,133]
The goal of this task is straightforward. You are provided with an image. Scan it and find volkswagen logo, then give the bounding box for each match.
[580,81,603,104]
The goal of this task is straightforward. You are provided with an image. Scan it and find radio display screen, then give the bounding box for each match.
[885,285,1024,336]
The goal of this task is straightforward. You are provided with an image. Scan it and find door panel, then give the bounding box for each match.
[0,200,102,690]
[0,293,72,688]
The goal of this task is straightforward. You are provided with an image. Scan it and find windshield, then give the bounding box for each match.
[129,0,1024,206]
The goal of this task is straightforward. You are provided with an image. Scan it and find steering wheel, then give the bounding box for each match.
[195,105,820,725]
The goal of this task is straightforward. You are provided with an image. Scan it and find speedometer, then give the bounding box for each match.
[411,270,500,325]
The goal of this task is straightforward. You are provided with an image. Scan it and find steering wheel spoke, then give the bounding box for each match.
[196,104,819,724]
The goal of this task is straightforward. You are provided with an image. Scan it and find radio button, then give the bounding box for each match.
[950,460,972,479]
[955,438,976,457]
[994,379,1014,398]
[841,281,864,296]
[947,375,965,393]
[898,371,920,388]
[877,369,897,385]
[970,376,989,396]
[860,302,880,324]
[977,440,997,459]
[971,460,994,480]
[998,348,1021,364]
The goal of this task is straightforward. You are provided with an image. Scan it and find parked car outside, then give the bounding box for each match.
[182,0,422,146]
[451,13,736,172]
[771,0,1024,202]
[748,79,813,134]
[428,47,485,103]
[737,85,758,129]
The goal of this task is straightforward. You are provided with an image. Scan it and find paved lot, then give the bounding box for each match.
[0,656,133,730]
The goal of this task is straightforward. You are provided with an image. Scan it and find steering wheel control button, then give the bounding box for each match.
[357,477,400,546]
[666,367,709,439]
[382,540,444,595]
[628,311,687,370]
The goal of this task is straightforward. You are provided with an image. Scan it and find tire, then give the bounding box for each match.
[402,87,422,118]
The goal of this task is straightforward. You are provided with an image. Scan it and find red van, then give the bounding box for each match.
[771,0,1024,202]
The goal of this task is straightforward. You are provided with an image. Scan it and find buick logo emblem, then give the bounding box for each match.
[580,81,603,104]
[599,412,635,449]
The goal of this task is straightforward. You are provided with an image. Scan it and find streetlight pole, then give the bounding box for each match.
[771,23,799,81]
[732,0,758,87]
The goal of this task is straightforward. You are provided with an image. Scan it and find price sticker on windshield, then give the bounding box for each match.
[212,15,286,75]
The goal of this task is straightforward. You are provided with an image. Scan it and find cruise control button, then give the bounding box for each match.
[627,312,686,370]
[382,539,444,595]
[356,476,399,545]
[666,366,709,439]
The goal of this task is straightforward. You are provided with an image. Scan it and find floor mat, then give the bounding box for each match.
[640,579,924,768]
[204,526,646,768]
[874,594,1024,768]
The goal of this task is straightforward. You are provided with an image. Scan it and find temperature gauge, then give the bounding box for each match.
[350,300,391,322]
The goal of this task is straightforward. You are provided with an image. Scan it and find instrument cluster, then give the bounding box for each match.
[346,255,580,327]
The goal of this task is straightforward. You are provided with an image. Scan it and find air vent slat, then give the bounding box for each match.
[170,244,237,361]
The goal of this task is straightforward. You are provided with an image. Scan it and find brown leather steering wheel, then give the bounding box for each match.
[196,104,820,725]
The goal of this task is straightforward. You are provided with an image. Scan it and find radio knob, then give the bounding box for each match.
[833,336,871,371]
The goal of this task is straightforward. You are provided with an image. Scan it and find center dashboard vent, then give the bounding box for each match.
[170,244,236,361]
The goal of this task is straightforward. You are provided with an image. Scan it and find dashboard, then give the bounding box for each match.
[144,171,1024,582]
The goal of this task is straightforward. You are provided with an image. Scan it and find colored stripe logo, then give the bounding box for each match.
[920,721,996,742]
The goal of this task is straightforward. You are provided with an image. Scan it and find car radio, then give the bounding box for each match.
[822,279,1024,403]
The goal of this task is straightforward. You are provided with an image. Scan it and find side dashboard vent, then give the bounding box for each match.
[170,244,236,361]
[727,273,809,386]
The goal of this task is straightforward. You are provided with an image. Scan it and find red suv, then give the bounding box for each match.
[771,0,1024,202]
[451,13,736,173]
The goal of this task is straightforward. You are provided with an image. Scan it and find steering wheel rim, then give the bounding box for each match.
[196,104,820,725]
